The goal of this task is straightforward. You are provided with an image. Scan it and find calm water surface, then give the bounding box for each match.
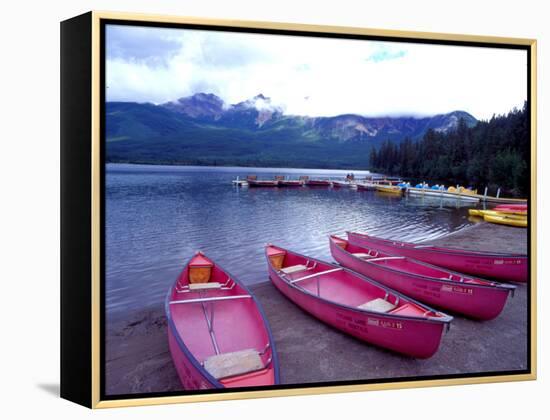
[106,164,476,319]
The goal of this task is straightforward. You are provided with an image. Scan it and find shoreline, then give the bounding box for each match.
[105,222,528,395]
[106,161,374,173]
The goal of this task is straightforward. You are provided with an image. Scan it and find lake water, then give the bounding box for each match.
[106,163,476,319]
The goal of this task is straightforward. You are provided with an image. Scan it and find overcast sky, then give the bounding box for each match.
[106,24,527,120]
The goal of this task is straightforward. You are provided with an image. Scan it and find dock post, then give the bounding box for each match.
[496,188,501,198]
[484,186,488,201]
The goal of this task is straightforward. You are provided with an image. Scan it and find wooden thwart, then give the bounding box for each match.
[170,295,251,305]
[189,282,222,290]
[289,268,343,284]
[367,256,406,262]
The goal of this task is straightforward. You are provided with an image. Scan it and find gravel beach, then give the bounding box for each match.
[105,222,529,395]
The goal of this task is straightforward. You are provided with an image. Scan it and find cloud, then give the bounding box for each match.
[367,46,407,63]
[106,25,183,66]
[106,25,527,120]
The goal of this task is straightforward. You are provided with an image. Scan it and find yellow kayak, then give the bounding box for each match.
[376,185,402,195]
[483,214,527,228]
[448,186,477,195]
[492,209,528,216]
[469,209,527,220]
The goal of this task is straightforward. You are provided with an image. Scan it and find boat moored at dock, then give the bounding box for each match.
[332,180,356,188]
[375,185,403,195]
[246,175,279,187]
[277,175,308,187]
[305,179,333,187]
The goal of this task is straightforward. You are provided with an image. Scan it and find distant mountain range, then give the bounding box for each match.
[106,93,477,168]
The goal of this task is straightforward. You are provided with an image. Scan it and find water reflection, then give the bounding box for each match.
[106,164,475,317]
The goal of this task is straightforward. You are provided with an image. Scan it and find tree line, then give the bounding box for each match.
[369,103,529,196]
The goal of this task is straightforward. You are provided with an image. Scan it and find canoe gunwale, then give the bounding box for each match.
[266,245,453,325]
[330,236,516,293]
[165,284,221,388]
[347,231,527,259]
[165,253,281,388]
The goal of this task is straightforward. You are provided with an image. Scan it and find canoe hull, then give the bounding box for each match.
[347,232,528,283]
[267,263,448,359]
[167,320,217,390]
[330,238,513,320]
[167,253,279,390]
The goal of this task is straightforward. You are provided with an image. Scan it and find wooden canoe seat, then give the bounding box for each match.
[188,282,222,291]
[352,253,370,259]
[280,264,308,275]
[357,298,396,313]
[204,349,264,379]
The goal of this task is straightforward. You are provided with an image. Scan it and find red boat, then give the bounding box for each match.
[278,177,305,187]
[265,245,452,358]
[166,252,279,389]
[246,175,278,187]
[347,232,528,283]
[330,236,516,320]
[305,179,332,187]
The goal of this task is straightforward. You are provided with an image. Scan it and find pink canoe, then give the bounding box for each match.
[266,245,452,358]
[166,252,279,390]
[330,236,516,320]
[347,232,528,283]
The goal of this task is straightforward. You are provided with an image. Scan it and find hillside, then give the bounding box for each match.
[106,93,477,168]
